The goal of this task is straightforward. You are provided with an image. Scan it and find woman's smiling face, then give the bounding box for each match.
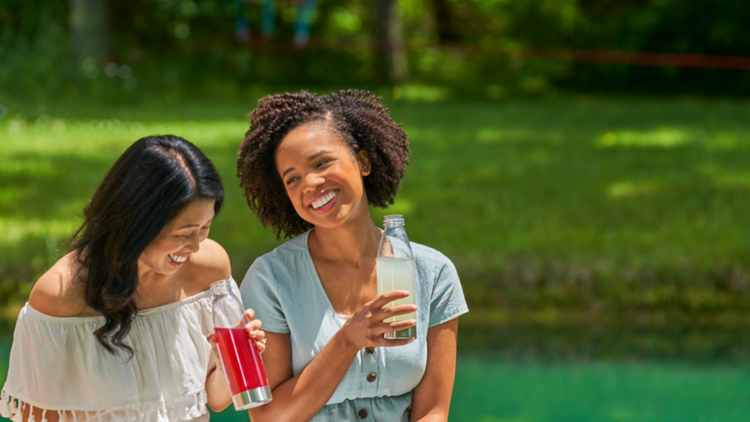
[275,122,370,230]
[138,198,216,275]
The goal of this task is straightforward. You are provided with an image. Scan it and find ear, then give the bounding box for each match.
[357,149,371,176]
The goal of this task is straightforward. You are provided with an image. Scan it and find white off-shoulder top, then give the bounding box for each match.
[0,278,238,422]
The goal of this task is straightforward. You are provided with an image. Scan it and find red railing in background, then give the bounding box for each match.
[526,48,750,70]
[270,37,750,71]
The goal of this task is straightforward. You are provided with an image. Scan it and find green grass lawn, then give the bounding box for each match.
[2,96,750,314]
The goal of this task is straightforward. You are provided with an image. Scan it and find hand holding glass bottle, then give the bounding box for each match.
[337,290,417,352]
[377,215,417,339]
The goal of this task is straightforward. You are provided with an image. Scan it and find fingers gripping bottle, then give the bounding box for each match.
[377,215,417,339]
[211,279,272,410]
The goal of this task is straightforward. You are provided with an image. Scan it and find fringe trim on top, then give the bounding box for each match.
[0,389,208,422]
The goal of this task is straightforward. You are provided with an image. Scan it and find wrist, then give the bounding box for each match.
[332,329,363,356]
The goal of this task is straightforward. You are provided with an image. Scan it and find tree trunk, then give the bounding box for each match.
[69,0,110,65]
[430,0,460,45]
[374,0,408,83]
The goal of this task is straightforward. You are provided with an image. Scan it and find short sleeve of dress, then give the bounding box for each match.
[428,252,469,327]
[240,256,290,334]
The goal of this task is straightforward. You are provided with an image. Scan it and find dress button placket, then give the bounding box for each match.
[362,346,378,395]
[355,398,374,421]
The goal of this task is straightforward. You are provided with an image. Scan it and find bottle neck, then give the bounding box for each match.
[383,214,405,229]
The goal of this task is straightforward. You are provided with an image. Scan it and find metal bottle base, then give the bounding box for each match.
[383,326,417,340]
[232,385,273,410]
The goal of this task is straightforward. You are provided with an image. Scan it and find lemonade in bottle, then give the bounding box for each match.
[376,215,417,339]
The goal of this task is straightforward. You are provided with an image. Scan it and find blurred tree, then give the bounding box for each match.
[69,0,110,65]
[430,0,460,45]
[2,0,750,96]
[373,0,408,82]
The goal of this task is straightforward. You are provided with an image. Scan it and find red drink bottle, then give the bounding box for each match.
[211,279,272,410]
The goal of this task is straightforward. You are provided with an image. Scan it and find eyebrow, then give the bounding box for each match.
[281,150,332,178]
[309,150,331,161]
[176,218,214,229]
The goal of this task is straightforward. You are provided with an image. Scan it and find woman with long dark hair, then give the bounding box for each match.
[1,135,265,422]
[236,90,468,421]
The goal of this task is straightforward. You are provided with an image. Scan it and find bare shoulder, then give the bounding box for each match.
[28,252,89,317]
[187,238,232,291]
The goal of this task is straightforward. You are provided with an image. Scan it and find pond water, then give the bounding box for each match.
[1,321,749,422]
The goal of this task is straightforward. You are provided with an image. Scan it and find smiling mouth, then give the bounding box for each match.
[168,253,189,264]
[310,190,338,209]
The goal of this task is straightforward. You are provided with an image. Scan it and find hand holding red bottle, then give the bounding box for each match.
[210,279,272,409]
[208,308,266,357]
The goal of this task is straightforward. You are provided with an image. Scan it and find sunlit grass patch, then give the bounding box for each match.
[0,218,77,246]
[606,181,662,199]
[597,128,692,148]
[394,84,450,102]
[475,128,539,144]
[0,159,55,176]
[1,117,246,155]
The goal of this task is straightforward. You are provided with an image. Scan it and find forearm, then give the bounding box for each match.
[205,365,233,412]
[409,319,459,422]
[248,331,360,422]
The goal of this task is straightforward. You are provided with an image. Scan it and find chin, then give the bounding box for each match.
[313,216,351,231]
[160,262,182,274]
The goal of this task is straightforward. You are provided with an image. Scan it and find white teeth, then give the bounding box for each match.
[169,254,188,263]
[311,191,337,209]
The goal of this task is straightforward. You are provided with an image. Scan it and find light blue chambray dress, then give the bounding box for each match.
[240,230,469,422]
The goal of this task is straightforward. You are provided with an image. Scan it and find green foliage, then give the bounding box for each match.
[0,2,72,101]
[2,0,749,102]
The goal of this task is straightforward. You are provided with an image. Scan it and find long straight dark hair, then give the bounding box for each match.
[70,135,224,355]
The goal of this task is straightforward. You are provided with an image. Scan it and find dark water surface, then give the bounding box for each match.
[449,322,750,422]
[1,321,749,422]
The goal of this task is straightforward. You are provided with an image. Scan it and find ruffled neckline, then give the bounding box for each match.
[24,289,212,323]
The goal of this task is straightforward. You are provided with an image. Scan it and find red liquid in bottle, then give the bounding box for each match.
[214,327,269,395]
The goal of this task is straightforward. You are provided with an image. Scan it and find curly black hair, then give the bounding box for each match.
[237,89,410,239]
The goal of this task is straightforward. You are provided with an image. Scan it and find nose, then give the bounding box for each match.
[186,232,201,253]
[303,172,324,192]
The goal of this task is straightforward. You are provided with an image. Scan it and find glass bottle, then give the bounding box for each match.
[376,214,417,339]
[211,279,272,410]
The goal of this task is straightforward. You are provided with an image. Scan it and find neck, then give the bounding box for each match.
[309,212,382,267]
[136,262,169,289]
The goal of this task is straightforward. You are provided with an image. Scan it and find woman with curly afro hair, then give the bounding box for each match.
[236,90,468,422]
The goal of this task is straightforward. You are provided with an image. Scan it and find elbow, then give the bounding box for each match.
[409,406,450,422]
[206,397,231,413]
[206,402,230,413]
